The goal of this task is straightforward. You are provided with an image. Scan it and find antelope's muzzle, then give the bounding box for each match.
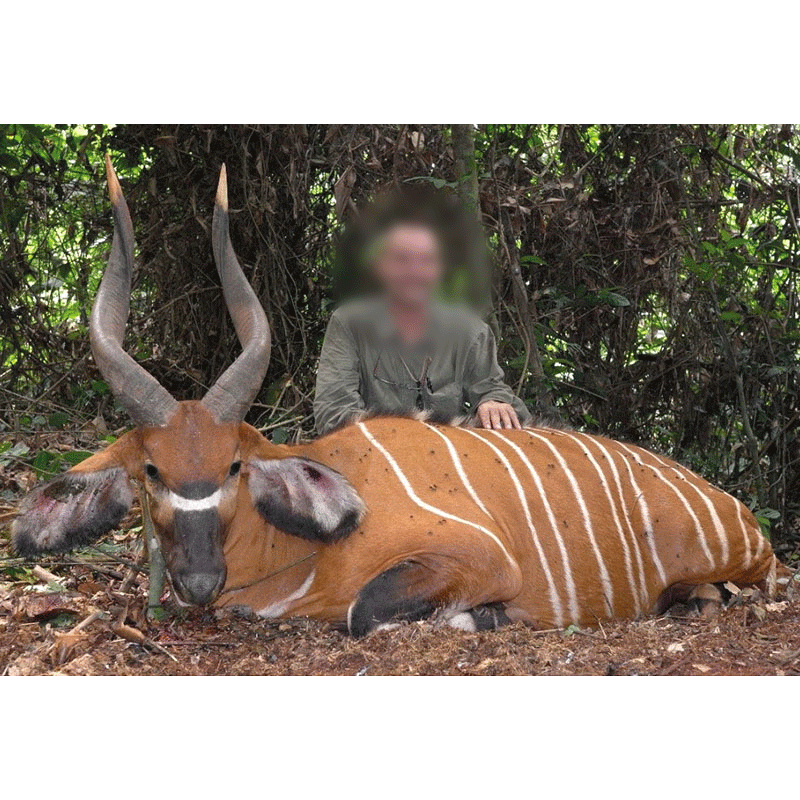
[170,507,227,606]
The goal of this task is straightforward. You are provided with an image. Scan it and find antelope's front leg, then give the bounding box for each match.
[347,562,440,636]
[346,545,523,637]
[347,563,514,635]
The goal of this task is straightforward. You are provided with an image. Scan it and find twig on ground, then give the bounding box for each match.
[776,647,800,666]
[111,622,178,663]
[86,548,141,570]
[69,562,123,581]
[69,610,103,634]
[119,550,148,594]
[659,654,694,676]
[32,565,63,586]
[158,640,240,648]
[140,489,166,615]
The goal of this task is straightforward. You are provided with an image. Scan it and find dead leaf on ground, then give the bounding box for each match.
[14,592,81,621]
[77,582,107,596]
[50,631,87,667]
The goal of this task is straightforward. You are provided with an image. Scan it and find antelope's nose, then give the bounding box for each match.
[174,571,226,606]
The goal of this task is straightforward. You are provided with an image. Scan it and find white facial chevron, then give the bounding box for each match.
[168,489,222,512]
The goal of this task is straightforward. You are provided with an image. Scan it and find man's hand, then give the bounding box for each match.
[475,400,522,430]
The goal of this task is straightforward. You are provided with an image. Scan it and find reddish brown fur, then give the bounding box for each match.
[27,409,777,630]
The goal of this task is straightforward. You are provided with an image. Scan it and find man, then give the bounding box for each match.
[313,217,531,435]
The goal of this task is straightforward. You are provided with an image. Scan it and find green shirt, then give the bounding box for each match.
[313,298,531,434]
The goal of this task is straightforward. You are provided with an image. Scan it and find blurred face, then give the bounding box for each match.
[373,223,443,308]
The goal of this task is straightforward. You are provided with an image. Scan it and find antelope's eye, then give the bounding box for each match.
[145,463,160,480]
[229,461,241,477]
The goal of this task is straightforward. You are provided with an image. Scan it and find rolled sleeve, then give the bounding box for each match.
[465,324,532,424]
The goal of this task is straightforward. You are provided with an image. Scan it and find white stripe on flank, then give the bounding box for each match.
[556,431,643,616]
[752,503,767,561]
[169,489,222,512]
[614,442,715,569]
[625,446,730,566]
[565,432,649,608]
[733,497,752,566]
[522,429,615,617]
[610,446,668,585]
[461,428,563,627]
[257,569,316,619]
[422,423,492,518]
[356,422,517,569]
[482,429,579,623]
[753,506,767,561]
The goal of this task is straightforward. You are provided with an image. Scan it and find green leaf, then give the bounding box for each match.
[271,427,289,445]
[32,450,60,478]
[46,612,80,629]
[5,441,30,459]
[0,152,21,169]
[148,606,168,622]
[597,290,631,308]
[48,412,70,428]
[60,450,93,466]
[754,507,780,539]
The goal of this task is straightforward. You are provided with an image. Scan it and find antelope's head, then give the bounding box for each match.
[11,159,364,606]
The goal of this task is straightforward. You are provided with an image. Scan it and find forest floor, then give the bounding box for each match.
[2,434,800,677]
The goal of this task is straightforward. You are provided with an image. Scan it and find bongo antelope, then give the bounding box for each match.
[11,159,778,635]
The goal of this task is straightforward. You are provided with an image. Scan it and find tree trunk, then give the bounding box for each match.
[451,124,494,325]
[499,205,551,408]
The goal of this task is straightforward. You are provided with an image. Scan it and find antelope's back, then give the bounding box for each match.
[303,418,774,627]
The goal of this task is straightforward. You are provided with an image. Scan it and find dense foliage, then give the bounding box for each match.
[1,124,798,550]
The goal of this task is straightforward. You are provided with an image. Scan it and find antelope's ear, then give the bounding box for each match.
[12,436,138,557]
[246,457,366,543]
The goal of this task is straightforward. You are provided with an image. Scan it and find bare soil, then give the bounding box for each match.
[2,577,800,676]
